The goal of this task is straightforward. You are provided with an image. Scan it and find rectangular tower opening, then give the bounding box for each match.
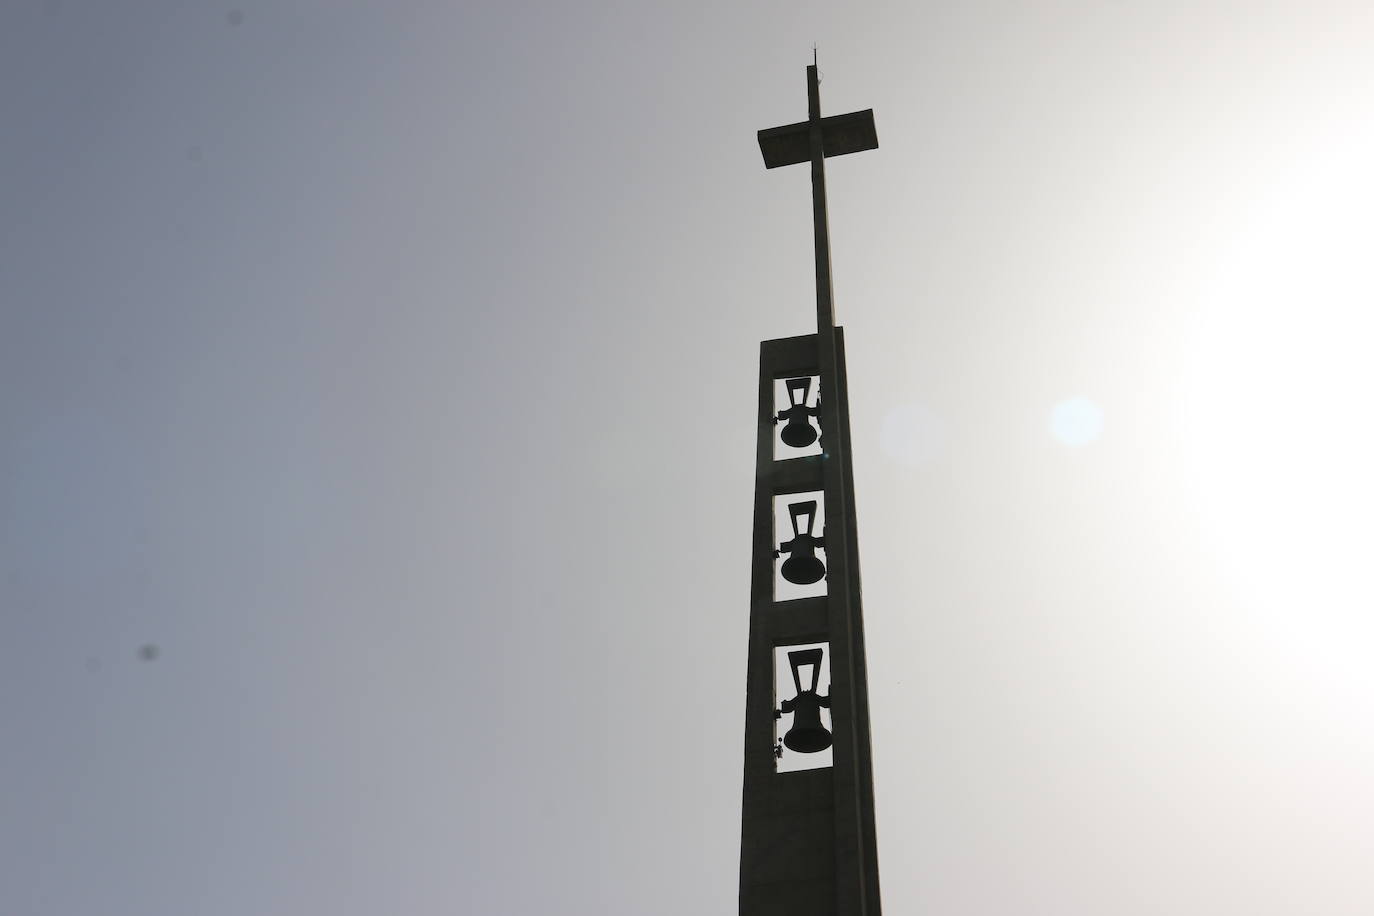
[773,374,823,460]
[773,641,833,773]
[773,491,827,601]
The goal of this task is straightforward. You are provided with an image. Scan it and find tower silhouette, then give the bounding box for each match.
[738,63,882,916]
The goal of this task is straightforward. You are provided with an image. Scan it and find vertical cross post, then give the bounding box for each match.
[808,64,837,334]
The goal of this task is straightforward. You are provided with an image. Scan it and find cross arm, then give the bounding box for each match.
[757,109,879,169]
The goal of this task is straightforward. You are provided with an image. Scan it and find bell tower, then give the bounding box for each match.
[738,63,882,916]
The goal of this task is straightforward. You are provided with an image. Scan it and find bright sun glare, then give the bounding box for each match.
[1183,126,1374,672]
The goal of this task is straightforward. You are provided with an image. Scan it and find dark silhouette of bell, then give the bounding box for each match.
[781,415,818,448]
[782,553,825,585]
[783,691,832,752]
[777,499,825,585]
[776,377,820,448]
[778,647,832,754]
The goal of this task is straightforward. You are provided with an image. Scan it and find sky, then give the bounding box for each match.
[5,2,1374,914]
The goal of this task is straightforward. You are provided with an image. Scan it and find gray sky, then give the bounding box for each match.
[6,2,1374,914]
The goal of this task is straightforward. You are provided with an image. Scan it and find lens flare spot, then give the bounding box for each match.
[1050,397,1103,447]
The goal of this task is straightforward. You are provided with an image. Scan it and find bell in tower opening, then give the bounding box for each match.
[775,376,821,449]
[776,498,826,586]
[777,646,833,755]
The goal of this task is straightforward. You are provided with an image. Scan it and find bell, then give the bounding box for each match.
[778,500,825,585]
[779,647,832,754]
[776,377,820,449]
[782,691,832,753]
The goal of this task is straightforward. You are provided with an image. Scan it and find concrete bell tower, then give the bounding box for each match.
[738,62,883,916]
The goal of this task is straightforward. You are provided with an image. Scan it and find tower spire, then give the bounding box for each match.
[739,66,882,916]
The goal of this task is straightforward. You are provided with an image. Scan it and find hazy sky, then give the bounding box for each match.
[6,2,1374,914]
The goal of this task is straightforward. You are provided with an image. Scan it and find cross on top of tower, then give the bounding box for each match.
[756,63,878,332]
